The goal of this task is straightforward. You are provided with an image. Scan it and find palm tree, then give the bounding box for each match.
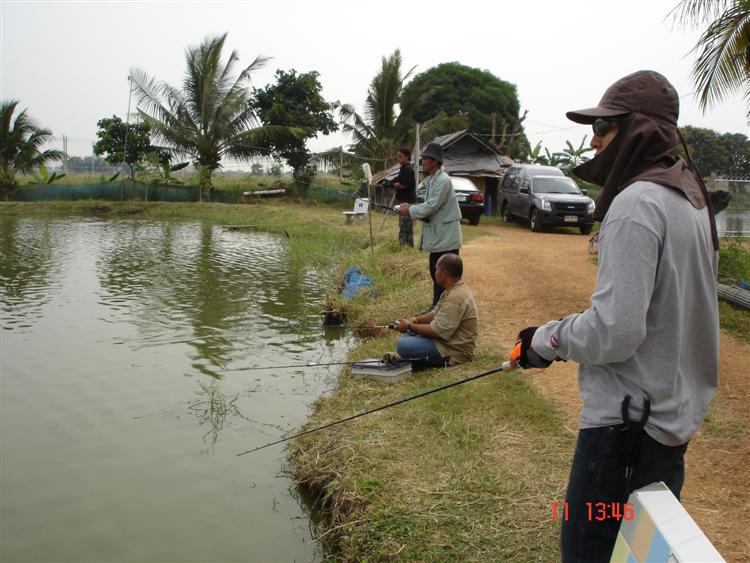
[131,33,297,200]
[339,49,416,171]
[0,100,64,199]
[670,0,750,118]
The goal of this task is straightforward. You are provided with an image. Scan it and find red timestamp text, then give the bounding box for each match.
[552,501,636,521]
[586,502,635,521]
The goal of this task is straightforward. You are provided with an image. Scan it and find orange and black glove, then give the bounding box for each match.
[511,327,552,369]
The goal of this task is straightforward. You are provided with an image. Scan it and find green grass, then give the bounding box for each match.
[718,301,750,341]
[701,398,750,442]
[719,238,750,281]
[287,221,574,560]
[717,239,750,343]
[292,345,574,561]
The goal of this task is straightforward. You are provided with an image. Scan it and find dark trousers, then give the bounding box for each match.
[399,214,414,247]
[429,249,459,306]
[560,425,688,563]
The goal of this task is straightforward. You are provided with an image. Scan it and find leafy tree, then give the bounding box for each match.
[66,155,112,172]
[670,0,750,120]
[93,115,165,180]
[721,131,750,174]
[267,163,282,176]
[399,62,530,160]
[250,163,264,175]
[130,33,300,201]
[416,111,471,145]
[0,100,64,199]
[253,69,338,187]
[339,49,416,171]
[679,125,750,176]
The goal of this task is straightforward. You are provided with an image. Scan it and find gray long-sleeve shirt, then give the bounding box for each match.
[533,182,719,446]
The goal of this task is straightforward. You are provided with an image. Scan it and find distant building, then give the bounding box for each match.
[374,129,513,214]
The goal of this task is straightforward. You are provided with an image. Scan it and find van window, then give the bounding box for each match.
[533,177,580,194]
[502,167,520,189]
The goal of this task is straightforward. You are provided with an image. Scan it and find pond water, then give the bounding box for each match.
[716,208,750,237]
[0,216,353,562]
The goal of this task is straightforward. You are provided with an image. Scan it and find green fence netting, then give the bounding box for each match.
[16,183,208,202]
[14,182,360,205]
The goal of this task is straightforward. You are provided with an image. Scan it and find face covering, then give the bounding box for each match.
[573,113,718,249]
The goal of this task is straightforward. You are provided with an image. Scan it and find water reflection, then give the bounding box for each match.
[716,209,750,237]
[93,220,345,378]
[0,217,59,330]
[1,216,353,562]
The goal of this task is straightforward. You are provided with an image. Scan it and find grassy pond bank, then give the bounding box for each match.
[3,200,748,561]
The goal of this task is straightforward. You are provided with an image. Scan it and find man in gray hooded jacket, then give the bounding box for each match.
[509,70,720,562]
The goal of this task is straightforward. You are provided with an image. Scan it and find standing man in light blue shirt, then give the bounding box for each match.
[397,143,462,306]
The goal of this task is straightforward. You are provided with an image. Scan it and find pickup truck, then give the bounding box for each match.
[499,165,595,234]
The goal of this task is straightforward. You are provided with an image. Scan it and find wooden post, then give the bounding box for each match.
[339,146,343,182]
[414,123,421,188]
[368,179,374,254]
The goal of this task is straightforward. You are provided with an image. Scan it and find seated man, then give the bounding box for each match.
[394,254,478,368]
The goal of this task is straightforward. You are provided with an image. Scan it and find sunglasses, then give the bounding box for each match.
[592,118,621,137]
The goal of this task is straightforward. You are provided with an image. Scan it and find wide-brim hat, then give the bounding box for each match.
[566,70,679,125]
[421,142,444,163]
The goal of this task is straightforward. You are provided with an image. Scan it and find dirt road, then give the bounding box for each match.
[462,224,749,561]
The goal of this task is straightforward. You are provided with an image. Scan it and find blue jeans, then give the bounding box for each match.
[560,425,688,563]
[396,332,449,368]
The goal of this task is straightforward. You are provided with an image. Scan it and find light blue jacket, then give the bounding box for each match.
[408,168,462,252]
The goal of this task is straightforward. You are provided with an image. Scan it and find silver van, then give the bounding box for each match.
[500,165,595,234]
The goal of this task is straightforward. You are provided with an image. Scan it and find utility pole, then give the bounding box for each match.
[491,113,496,146]
[123,75,133,173]
[63,135,68,174]
[122,75,133,200]
[339,146,343,183]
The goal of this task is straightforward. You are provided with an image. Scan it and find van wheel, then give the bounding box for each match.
[530,209,543,232]
[501,202,511,223]
[580,225,593,235]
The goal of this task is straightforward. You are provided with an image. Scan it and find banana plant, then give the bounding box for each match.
[559,136,594,173]
[28,164,66,185]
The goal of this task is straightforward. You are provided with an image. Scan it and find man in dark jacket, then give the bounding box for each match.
[509,70,720,562]
[391,146,416,246]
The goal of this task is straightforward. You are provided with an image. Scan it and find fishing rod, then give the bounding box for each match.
[220,355,428,373]
[370,201,401,213]
[271,323,397,331]
[237,360,515,456]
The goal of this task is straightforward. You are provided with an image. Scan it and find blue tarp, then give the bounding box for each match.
[342,266,375,299]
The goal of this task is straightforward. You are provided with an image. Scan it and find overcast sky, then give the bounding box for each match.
[2,0,748,166]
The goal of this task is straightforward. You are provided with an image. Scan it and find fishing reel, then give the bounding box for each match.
[382,352,402,364]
